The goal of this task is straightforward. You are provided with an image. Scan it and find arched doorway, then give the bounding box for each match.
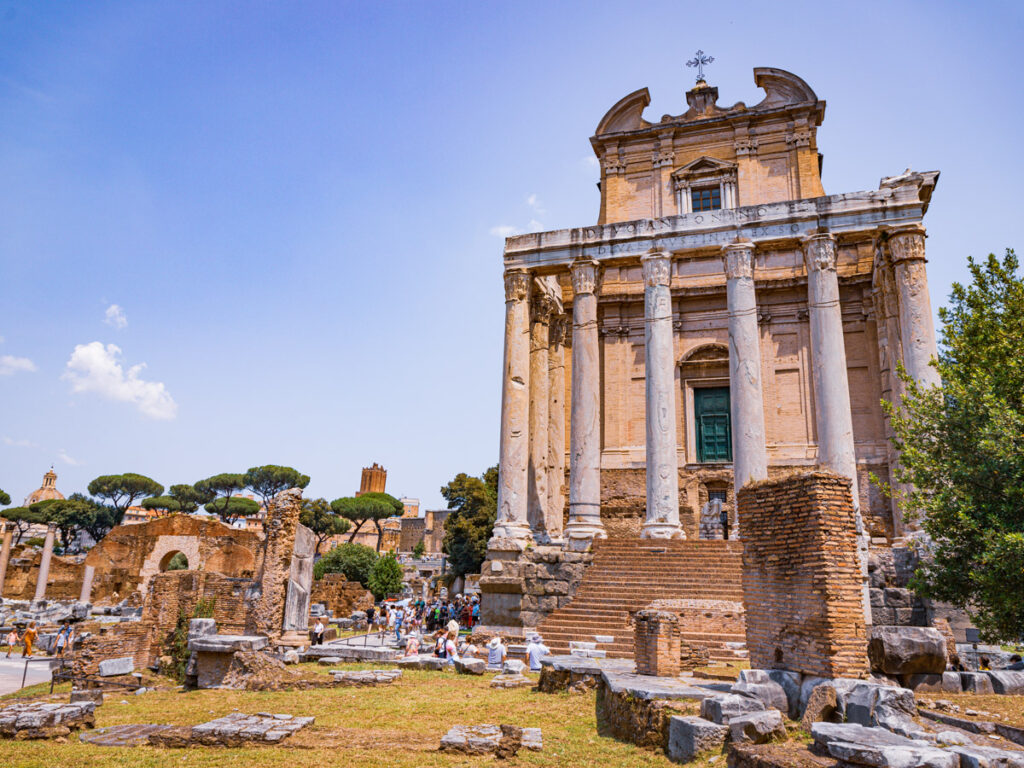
[159,550,189,572]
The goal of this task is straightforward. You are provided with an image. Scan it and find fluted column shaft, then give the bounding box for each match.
[0,523,12,598]
[889,226,940,389]
[723,243,768,500]
[33,524,56,602]
[641,251,683,539]
[80,564,96,604]
[547,315,567,541]
[565,260,605,543]
[493,270,532,542]
[803,233,870,616]
[528,292,552,540]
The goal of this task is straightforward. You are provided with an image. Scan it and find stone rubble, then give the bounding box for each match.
[439,724,542,757]
[329,669,402,686]
[148,712,314,747]
[0,700,97,740]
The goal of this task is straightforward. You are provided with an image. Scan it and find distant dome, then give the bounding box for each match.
[24,468,65,506]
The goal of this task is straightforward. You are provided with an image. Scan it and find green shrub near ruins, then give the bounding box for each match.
[300,497,352,555]
[884,249,1024,642]
[367,551,404,600]
[314,542,378,587]
[441,466,497,579]
[412,540,425,559]
[167,597,216,682]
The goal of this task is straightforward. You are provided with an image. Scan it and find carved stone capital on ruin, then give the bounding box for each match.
[721,241,756,281]
[734,137,758,156]
[530,291,556,323]
[601,149,626,175]
[641,250,672,288]
[548,314,570,346]
[570,259,600,295]
[801,233,837,274]
[786,130,811,147]
[652,149,675,168]
[887,225,927,264]
[504,270,531,303]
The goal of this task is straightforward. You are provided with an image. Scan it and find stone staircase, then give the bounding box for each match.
[536,538,746,662]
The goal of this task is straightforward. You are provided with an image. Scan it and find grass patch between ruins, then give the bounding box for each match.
[1,664,686,767]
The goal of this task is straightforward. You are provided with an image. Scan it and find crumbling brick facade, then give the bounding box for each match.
[310,573,373,616]
[634,609,681,677]
[737,471,869,679]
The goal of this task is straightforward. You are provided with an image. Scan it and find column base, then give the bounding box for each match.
[640,523,685,540]
[562,525,607,552]
[487,523,533,551]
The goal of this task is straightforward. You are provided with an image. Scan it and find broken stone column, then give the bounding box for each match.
[640,250,682,539]
[33,524,57,602]
[528,285,553,540]
[0,522,12,597]
[546,314,567,542]
[79,564,96,604]
[248,488,310,643]
[493,269,533,544]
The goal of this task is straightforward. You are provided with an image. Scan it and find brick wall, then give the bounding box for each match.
[737,471,868,679]
[634,609,681,677]
[399,518,425,552]
[1,546,85,600]
[310,573,373,616]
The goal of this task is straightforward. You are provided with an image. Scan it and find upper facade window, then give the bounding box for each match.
[691,186,721,212]
[672,156,738,215]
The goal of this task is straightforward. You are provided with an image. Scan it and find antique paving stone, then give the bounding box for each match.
[81,724,179,747]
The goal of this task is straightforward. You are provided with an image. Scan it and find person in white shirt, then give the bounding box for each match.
[486,636,507,670]
[526,634,550,672]
[444,631,459,665]
[313,618,325,645]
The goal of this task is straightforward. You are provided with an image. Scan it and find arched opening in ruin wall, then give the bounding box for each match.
[139,536,203,595]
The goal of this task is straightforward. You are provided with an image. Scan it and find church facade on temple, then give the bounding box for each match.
[490,66,940,552]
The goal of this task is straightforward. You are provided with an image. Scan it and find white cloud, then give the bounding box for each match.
[526,193,546,215]
[0,355,37,376]
[489,224,523,238]
[2,436,36,448]
[581,155,600,170]
[57,449,82,466]
[104,304,128,329]
[63,342,178,420]
[527,219,543,232]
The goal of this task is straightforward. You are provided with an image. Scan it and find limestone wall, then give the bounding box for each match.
[1,546,84,600]
[737,471,869,679]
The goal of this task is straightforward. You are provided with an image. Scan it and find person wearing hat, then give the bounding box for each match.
[486,636,507,670]
[526,633,550,672]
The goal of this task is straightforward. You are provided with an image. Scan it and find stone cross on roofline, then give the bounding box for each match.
[686,49,714,83]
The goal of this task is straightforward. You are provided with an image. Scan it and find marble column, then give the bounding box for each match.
[640,250,683,539]
[528,288,553,540]
[547,313,567,541]
[803,233,870,615]
[33,524,57,602]
[0,522,12,597]
[492,269,533,543]
[79,564,96,604]
[722,242,769,499]
[564,260,605,544]
[888,225,941,389]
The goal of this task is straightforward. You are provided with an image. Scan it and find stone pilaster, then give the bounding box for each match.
[547,313,568,542]
[640,251,683,539]
[802,233,870,617]
[888,226,940,389]
[723,242,768,504]
[33,524,56,602]
[492,269,533,544]
[79,564,95,604]
[528,288,553,541]
[0,522,12,597]
[564,260,605,545]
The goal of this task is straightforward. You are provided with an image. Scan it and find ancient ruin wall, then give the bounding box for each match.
[737,471,869,679]
[247,488,304,640]
[310,573,373,616]
[1,546,84,600]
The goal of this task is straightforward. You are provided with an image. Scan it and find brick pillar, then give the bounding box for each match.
[634,609,681,677]
[0,522,12,597]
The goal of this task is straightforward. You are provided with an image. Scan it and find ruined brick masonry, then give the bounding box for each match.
[737,471,869,679]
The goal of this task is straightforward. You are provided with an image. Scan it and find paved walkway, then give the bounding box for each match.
[0,654,53,696]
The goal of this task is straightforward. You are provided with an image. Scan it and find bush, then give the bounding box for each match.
[25,537,45,548]
[412,540,425,559]
[367,552,404,600]
[167,597,215,683]
[166,552,189,571]
[314,542,378,587]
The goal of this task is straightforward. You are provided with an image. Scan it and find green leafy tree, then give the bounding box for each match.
[331,492,403,552]
[313,542,379,587]
[244,465,310,508]
[300,497,352,555]
[30,494,115,549]
[441,465,498,579]
[87,473,163,525]
[0,506,47,545]
[884,250,1024,642]
[194,473,247,521]
[140,496,181,515]
[0,489,10,507]
[367,552,404,599]
[168,484,210,514]
[412,540,425,559]
[204,496,260,525]
[165,552,189,571]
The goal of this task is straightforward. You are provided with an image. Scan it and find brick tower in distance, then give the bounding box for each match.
[357,463,387,496]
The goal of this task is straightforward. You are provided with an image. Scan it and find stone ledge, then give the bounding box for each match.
[189,635,269,654]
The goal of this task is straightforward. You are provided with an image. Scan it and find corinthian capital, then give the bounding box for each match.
[801,233,837,273]
[721,242,756,280]
[887,225,927,264]
[641,251,672,287]
[570,260,600,295]
[504,270,531,302]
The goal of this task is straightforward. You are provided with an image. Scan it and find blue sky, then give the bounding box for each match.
[1,1,1021,509]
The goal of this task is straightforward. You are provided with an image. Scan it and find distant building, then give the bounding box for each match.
[356,463,387,496]
[400,497,420,518]
[24,468,64,506]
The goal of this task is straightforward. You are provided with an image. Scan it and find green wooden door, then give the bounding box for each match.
[695,387,732,463]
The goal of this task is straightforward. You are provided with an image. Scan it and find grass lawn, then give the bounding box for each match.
[1,662,682,768]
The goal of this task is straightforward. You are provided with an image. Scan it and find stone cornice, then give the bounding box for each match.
[503,173,938,271]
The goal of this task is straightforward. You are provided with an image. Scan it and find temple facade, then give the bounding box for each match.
[490,67,940,553]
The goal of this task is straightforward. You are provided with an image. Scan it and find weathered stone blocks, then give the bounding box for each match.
[98,656,134,676]
[439,724,542,757]
[700,694,765,725]
[0,701,96,739]
[634,609,681,677]
[728,709,786,745]
[666,716,727,763]
[867,626,946,675]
